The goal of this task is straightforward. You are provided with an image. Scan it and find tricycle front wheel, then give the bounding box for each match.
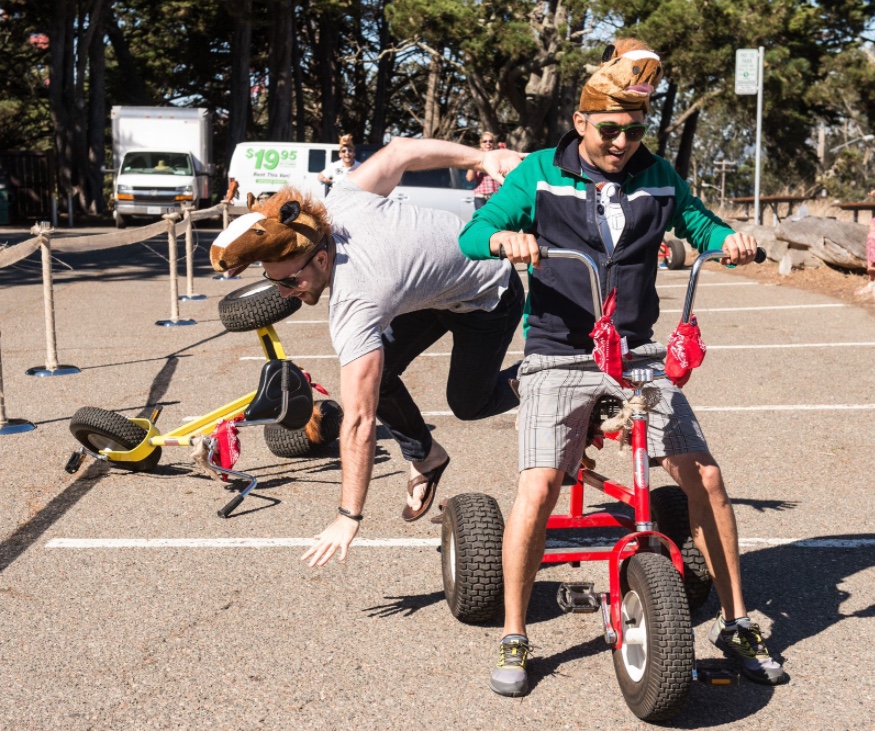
[612,552,693,722]
[69,406,161,472]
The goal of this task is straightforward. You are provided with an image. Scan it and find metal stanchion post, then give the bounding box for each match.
[156,214,196,326]
[179,205,206,301]
[0,331,37,434]
[25,222,80,377]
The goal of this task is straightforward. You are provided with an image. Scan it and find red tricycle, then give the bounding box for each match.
[440,247,762,721]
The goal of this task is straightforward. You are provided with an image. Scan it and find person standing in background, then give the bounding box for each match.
[467,133,501,210]
[855,189,875,299]
[318,134,361,189]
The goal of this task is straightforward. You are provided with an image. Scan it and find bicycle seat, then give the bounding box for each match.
[243,360,313,429]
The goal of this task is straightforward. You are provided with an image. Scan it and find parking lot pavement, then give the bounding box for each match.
[1,233,874,729]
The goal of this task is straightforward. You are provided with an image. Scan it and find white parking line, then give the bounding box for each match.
[662,303,846,313]
[45,537,875,550]
[421,404,875,416]
[657,282,758,289]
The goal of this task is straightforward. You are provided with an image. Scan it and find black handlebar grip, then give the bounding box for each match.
[218,495,244,519]
[280,361,291,391]
[754,247,766,264]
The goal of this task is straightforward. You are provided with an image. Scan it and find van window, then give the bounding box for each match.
[308,150,326,173]
[399,168,452,188]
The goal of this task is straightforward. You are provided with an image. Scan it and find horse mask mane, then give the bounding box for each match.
[579,39,664,113]
[209,187,333,277]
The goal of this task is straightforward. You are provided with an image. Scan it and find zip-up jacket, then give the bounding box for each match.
[459,130,735,357]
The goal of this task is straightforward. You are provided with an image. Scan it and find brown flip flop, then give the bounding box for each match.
[429,498,449,524]
[401,457,450,522]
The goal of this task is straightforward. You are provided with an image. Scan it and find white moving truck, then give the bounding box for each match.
[111,106,213,228]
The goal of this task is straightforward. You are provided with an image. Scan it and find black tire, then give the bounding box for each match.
[612,552,694,722]
[218,281,302,332]
[650,485,713,610]
[664,238,686,270]
[69,406,161,472]
[441,492,504,623]
[263,400,343,458]
[115,212,126,229]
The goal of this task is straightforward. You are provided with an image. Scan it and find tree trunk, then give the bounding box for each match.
[656,81,677,158]
[226,0,253,163]
[268,0,293,140]
[48,0,75,201]
[368,8,394,145]
[423,53,442,138]
[674,108,699,180]
[106,9,151,105]
[87,3,108,214]
[317,8,340,142]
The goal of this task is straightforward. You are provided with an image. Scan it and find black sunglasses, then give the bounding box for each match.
[587,117,648,143]
[262,244,325,289]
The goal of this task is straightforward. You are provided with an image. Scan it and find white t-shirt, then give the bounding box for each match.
[326,179,511,366]
[320,159,361,182]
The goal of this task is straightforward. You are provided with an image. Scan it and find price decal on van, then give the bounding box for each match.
[245,147,299,171]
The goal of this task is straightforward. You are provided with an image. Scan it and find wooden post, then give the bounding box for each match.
[179,206,206,301]
[155,214,196,326]
[1,332,37,434]
[222,199,230,229]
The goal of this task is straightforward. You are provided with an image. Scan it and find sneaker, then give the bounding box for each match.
[709,615,788,685]
[489,635,532,697]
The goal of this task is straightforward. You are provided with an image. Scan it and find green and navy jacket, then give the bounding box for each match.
[459,130,736,357]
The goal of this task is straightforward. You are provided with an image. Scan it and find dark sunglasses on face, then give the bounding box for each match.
[589,119,648,143]
[262,244,325,289]
[481,138,494,144]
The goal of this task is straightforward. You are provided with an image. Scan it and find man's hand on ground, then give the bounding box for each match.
[301,515,360,567]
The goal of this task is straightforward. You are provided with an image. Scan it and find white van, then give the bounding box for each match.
[227,141,478,221]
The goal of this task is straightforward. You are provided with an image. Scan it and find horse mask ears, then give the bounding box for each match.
[281,201,301,225]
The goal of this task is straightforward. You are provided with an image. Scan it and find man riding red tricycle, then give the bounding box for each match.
[440,246,765,722]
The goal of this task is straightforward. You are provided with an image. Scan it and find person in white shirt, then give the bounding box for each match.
[318,134,361,188]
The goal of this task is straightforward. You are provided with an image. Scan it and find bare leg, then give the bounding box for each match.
[502,467,565,636]
[660,451,746,621]
[409,439,448,480]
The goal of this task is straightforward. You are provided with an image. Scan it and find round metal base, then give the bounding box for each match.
[212,274,241,281]
[179,294,208,301]
[0,418,37,434]
[25,365,81,377]
[155,319,197,327]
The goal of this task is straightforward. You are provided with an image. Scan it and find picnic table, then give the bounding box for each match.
[727,195,812,225]
[832,201,875,223]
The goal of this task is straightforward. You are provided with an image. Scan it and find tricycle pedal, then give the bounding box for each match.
[694,665,740,686]
[557,582,600,613]
[65,449,86,474]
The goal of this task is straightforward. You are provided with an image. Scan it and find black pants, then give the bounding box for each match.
[376,269,524,462]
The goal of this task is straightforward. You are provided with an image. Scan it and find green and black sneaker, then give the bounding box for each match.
[709,615,788,685]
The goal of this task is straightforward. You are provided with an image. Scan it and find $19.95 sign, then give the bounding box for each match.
[245,147,299,171]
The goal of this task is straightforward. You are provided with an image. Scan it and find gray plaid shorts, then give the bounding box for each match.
[517,346,709,475]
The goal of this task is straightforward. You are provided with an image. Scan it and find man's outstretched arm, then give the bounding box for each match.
[301,347,383,567]
[349,137,524,198]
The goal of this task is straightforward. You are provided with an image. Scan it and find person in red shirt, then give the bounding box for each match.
[466,133,501,209]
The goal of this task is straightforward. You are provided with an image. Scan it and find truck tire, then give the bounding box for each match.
[69,406,161,472]
[612,552,693,722]
[441,493,505,623]
[218,281,302,332]
[650,485,713,610]
[263,400,343,458]
[115,212,127,229]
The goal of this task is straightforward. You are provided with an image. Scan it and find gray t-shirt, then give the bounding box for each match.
[326,179,512,366]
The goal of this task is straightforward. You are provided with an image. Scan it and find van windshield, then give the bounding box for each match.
[121,152,192,175]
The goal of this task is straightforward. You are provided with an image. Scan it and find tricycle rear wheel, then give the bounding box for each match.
[69,406,161,472]
[441,493,504,624]
[218,281,302,332]
[650,485,713,609]
[612,552,693,722]
[263,400,342,458]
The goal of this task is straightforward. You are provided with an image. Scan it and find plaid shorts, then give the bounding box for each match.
[517,347,709,475]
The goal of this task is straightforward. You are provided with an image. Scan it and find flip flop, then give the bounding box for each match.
[429,498,449,525]
[401,457,450,522]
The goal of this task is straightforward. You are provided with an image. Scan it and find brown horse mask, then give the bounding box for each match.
[210,187,333,276]
[579,40,664,114]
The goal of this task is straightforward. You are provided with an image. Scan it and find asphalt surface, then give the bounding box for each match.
[1,222,874,730]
